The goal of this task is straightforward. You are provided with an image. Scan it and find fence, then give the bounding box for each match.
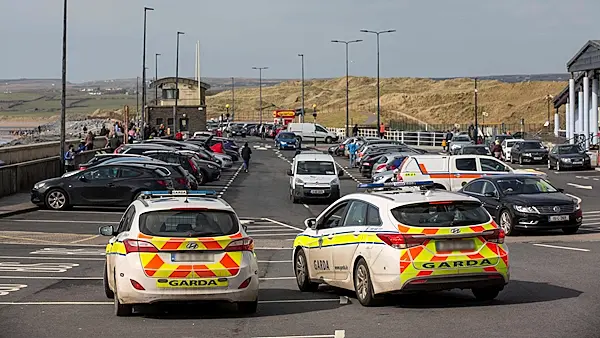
[326,127,445,147]
[0,147,109,198]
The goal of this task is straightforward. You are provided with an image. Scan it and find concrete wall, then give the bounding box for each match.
[0,148,108,198]
[0,137,107,165]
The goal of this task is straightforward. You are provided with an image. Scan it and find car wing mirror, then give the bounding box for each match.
[79,175,87,181]
[98,225,115,236]
[338,170,344,177]
[242,224,248,232]
[558,188,565,193]
[304,218,317,229]
[287,169,293,176]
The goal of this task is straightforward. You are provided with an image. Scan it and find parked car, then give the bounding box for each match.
[32,163,174,210]
[230,124,247,137]
[372,153,409,174]
[185,138,240,161]
[78,153,148,170]
[501,138,525,162]
[459,175,582,235]
[548,144,592,171]
[459,145,493,156]
[98,157,196,190]
[142,150,221,185]
[449,135,473,154]
[509,140,548,164]
[287,122,339,144]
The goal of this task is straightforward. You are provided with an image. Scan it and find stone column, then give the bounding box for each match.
[584,74,590,148]
[578,90,584,141]
[592,75,599,145]
[566,101,570,140]
[569,77,576,143]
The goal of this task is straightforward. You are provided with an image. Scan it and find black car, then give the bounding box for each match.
[31,163,175,210]
[117,143,173,155]
[548,144,592,171]
[509,140,548,164]
[459,175,582,235]
[142,150,221,185]
[78,153,148,170]
[230,124,247,137]
[142,138,204,152]
[459,145,493,156]
[100,157,198,189]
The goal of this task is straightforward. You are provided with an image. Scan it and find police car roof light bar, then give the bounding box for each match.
[357,181,435,190]
[140,190,218,199]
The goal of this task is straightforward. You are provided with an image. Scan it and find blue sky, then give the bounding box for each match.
[1,0,598,82]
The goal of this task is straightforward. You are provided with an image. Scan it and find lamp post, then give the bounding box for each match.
[59,0,68,173]
[252,67,268,125]
[331,39,362,137]
[545,94,554,125]
[225,104,230,122]
[298,54,305,123]
[173,31,184,135]
[360,29,395,136]
[154,53,160,105]
[141,6,153,140]
[231,77,235,122]
[474,78,478,142]
[136,76,140,116]
[312,104,318,147]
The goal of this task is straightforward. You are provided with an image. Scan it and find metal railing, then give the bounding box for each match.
[326,128,445,147]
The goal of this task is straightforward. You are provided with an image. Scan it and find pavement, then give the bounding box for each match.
[0,138,599,338]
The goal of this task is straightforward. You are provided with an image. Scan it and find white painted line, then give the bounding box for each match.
[532,244,590,252]
[0,256,104,261]
[37,210,123,215]
[255,247,293,250]
[247,229,300,233]
[259,277,296,280]
[245,225,289,229]
[262,218,304,231]
[249,233,299,237]
[0,276,102,280]
[1,242,105,248]
[567,183,593,190]
[585,210,600,214]
[8,219,113,224]
[70,235,100,244]
[566,193,582,204]
[257,260,292,263]
[582,221,600,226]
[0,298,340,306]
[303,204,310,209]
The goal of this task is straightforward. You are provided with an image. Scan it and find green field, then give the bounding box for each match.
[0,92,138,118]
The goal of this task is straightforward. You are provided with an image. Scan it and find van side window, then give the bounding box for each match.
[455,158,477,171]
[402,159,420,172]
[480,158,509,172]
[315,125,328,133]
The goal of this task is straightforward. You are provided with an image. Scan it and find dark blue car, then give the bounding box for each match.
[275,132,298,150]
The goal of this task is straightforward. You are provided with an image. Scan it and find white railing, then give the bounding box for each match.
[327,128,445,147]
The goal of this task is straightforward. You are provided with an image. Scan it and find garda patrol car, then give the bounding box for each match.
[99,190,259,316]
[292,181,509,306]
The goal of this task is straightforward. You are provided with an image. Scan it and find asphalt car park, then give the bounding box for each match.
[1,138,600,338]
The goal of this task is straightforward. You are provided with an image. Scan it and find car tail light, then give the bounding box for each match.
[175,177,188,186]
[482,229,505,244]
[79,166,87,171]
[156,180,168,187]
[225,238,254,251]
[377,233,425,249]
[375,164,387,171]
[130,279,145,290]
[238,277,252,289]
[123,239,158,253]
[339,145,344,149]
[387,164,397,170]
[188,158,198,174]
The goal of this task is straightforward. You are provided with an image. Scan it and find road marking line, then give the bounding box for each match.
[246,225,290,229]
[585,210,600,214]
[1,242,105,248]
[582,221,600,226]
[36,210,123,215]
[255,247,293,250]
[532,244,590,252]
[70,235,99,244]
[257,260,292,263]
[253,330,345,338]
[0,298,339,306]
[248,233,299,237]
[303,204,310,209]
[7,220,113,224]
[0,256,104,261]
[0,276,102,280]
[218,164,244,198]
[567,183,593,190]
[262,218,304,231]
[247,229,299,233]
[260,277,296,280]
[566,194,582,203]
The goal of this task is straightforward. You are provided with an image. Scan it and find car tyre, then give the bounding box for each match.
[547,160,552,170]
[294,249,319,292]
[103,262,114,299]
[499,209,515,236]
[113,278,132,316]
[45,189,69,210]
[353,258,381,307]
[237,300,258,314]
[290,189,300,204]
[556,161,561,171]
[562,226,579,235]
[472,287,501,301]
[325,136,333,144]
[197,169,207,185]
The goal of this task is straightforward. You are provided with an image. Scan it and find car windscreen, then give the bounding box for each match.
[462,147,490,155]
[391,201,490,227]
[496,177,558,194]
[139,210,239,238]
[278,133,296,139]
[452,136,471,142]
[557,145,583,154]
[520,142,543,150]
[296,161,335,175]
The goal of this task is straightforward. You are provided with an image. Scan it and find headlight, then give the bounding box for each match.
[561,158,571,162]
[330,178,340,186]
[524,153,532,157]
[34,182,46,189]
[207,164,217,169]
[295,178,304,185]
[514,205,538,213]
[575,202,581,211]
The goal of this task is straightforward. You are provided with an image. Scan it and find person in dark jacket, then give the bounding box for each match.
[240,142,252,173]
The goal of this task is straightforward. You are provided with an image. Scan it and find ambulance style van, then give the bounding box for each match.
[394,155,545,191]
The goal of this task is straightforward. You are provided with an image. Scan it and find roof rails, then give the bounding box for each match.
[357,181,436,194]
[139,190,218,200]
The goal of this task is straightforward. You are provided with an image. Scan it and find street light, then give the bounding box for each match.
[331,39,362,137]
[474,78,478,142]
[252,67,268,125]
[360,29,395,137]
[231,77,235,122]
[298,54,305,123]
[59,0,68,173]
[155,53,161,105]
[173,31,184,134]
[141,6,153,140]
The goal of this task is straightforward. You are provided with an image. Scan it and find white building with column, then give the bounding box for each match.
[553,40,600,148]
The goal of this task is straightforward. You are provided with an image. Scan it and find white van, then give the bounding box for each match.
[395,154,545,191]
[287,123,339,144]
[287,152,343,203]
[501,138,524,161]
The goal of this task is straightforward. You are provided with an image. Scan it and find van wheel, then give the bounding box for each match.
[325,136,333,144]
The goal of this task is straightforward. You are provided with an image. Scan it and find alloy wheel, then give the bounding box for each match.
[47,191,66,210]
[355,264,369,301]
[500,212,512,235]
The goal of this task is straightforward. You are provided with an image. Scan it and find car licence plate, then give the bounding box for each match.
[171,252,214,262]
[573,161,583,165]
[435,240,475,252]
[156,278,228,288]
[310,190,325,194]
[549,215,569,222]
[534,157,542,160]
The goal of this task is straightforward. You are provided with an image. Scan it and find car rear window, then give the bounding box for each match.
[139,210,239,237]
[390,201,490,227]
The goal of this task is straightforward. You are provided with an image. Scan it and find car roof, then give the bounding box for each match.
[295,153,334,161]
[103,157,179,166]
[94,162,166,170]
[143,149,190,156]
[340,189,480,208]
[125,143,172,149]
[133,195,234,212]
[504,138,524,143]
[94,153,145,158]
[483,174,544,181]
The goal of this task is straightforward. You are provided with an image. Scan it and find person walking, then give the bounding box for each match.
[348,139,358,168]
[108,131,122,153]
[85,131,94,150]
[352,124,359,137]
[379,123,386,139]
[241,142,252,173]
[64,144,76,172]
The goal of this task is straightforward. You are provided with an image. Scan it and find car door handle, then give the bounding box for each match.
[107,183,115,187]
[327,235,334,239]
[353,231,361,237]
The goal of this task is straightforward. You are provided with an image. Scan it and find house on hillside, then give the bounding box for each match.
[147,77,210,133]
